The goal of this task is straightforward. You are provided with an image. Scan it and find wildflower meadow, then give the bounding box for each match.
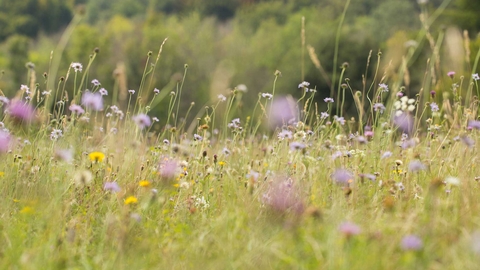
[2,1,480,269]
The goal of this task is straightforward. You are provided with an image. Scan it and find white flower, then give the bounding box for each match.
[473,73,480,81]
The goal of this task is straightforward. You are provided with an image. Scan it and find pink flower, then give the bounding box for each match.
[132,114,152,129]
[6,101,35,122]
[339,221,361,237]
[81,91,103,111]
[0,130,11,153]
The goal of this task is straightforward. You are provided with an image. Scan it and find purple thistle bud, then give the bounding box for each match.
[447,71,455,78]
[400,235,423,251]
[132,114,152,129]
[81,91,103,111]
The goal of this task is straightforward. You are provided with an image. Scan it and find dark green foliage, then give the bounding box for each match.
[6,35,30,86]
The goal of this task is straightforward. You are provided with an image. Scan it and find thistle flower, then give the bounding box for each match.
[339,221,361,237]
[81,91,103,111]
[447,71,455,78]
[6,101,35,123]
[132,114,151,130]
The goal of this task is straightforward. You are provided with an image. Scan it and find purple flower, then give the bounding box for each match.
[447,71,455,78]
[468,120,480,130]
[277,129,293,140]
[379,83,389,92]
[81,91,103,111]
[430,102,439,112]
[71,62,83,72]
[339,221,361,237]
[334,116,346,125]
[401,235,423,251]
[193,134,203,141]
[153,88,160,95]
[381,151,392,159]
[132,114,151,129]
[289,142,306,151]
[460,135,475,148]
[324,97,334,103]
[0,96,9,107]
[331,168,354,185]
[104,182,121,193]
[91,79,101,86]
[408,160,426,172]
[69,104,85,115]
[0,130,11,153]
[320,112,329,120]
[373,103,386,113]
[159,159,179,180]
[6,101,35,122]
[268,96,298,128]
[99,88,108,96]
[393,112,414,135]
[128,89,136,94]
[263,177,304,215]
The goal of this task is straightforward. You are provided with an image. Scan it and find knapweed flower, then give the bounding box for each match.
[473,73,480,81]
[124,196,138,205]
[430,102,439,112]
[71,62,83,72]
[331,168,354,185]
[339,221,361,237]
[324,97,334,103]
[400,235,423,251]
[81,91,103,111]
[132,114,151,130]
[447,71,455,78]
[379,83,389,92]
[139,180,151,187]
[104,182,121,193]
[88,151,105,163]
[6,101,35,123]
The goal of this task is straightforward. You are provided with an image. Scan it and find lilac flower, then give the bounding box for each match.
[430,102,439,112]
[447,71,455,78]
[153,88,160,95]
[69,104,85,115]
[71,62,83,72]
[81,91,103,111]
[91,79,101,86]
[158,159,179,180]
[408,160,426,172]
[128,89,135,94]
[268,96,298,128]
[99,88,108,96]
[324,97,334,103]
[401,235,423,251]
[381,151,392,159]
[289,142,306,151]
[373,103,386,113]
[339,221,361,237]
[6,101,35,122]
[334,116,346,125]
[132,114,151,129]
[104,182,121,193]
[473,73,480,81]
[379,83,389,92]
[331,168,354,185]
[468,120,480,130]
[0,130,11,153]
[320,112,329,120]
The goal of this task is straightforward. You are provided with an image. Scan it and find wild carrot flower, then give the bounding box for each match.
[81,91,103,111]
[124,196,138,205]
[401,235,423,251]
[132,114,151,129]
[88,151,105,162]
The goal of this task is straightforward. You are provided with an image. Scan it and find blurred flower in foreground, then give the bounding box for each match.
[104,182,121,193]
[331,168,354,186]
[6,101,35,123]
[55,148,73,163]
[158,158,179,180]
[81,91,103,111]
[69,104,85,115]
[268,96,298,129]
[339,221,361,237]
[400,235,423,251]
[89,151,105,163]
[132,114,152,130]
[393,112,414,135]
[408,160,426,172]
[74,170,93,187]
[263,177,304,215]
[124,196,138,205]
[0,130,11,153]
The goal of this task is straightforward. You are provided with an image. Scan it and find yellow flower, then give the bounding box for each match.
[218,161,226,166]
[88,151,105,162]
[139,180,151,187]
[124,196,138,205]
[20,206,34,214]
[0,171,4,177]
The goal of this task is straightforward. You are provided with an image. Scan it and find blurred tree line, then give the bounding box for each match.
[0,0,479,121]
